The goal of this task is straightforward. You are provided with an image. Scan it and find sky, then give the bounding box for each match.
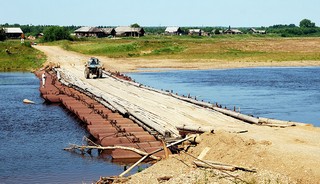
[1,0,319,27]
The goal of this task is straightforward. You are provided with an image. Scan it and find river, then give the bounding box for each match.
[1,67,319,183]
[0,72,125,184]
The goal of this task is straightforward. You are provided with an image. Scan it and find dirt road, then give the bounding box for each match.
[35,46,320,183]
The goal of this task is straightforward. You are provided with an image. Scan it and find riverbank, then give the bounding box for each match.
[49,36,320,72]
[126,127,320,184]
[0,40,46,71]
[35,36,320,72]
[98,57,320,73]
[34,45,320,184]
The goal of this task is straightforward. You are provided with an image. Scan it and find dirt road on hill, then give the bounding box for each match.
[35,45,320,183]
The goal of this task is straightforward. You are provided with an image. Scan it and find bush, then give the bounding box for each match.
[0,27,6,41]
[42,26,71,42]
[23,41,31,47]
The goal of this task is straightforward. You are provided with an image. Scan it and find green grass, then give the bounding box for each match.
[47,35,320,62]
[0,40,46,71]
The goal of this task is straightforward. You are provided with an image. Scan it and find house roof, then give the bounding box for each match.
[115,26,143,33]
[4,27,23,34]
[250,28,266,33]
[225,29,242,33]
[250,28,257,32]
[165,27,181,33]
[74,26,102,33]
[101,28,115,34]
[189,29,202,33]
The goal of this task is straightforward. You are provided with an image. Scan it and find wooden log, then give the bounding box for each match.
[194,159,256,173]
[259,123,294,128]
[170,93,209,107]
[162,140,169,159]
[129,112,180,138]
[176,124,214,133]
[102,71,141,88]
[212,107,260,125]
[194,160,236,171]
[258,117,309,127]
[64,144,160,160]
[197,147,211,160]
[119,135,197,177]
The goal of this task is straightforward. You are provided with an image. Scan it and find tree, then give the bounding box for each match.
[131,23,140,28]
[214,29,221,35]
[42,26,70,42]
[0,27,6,41]
[299,19,315,28]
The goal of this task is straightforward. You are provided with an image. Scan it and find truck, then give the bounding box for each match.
[84,57,103,79]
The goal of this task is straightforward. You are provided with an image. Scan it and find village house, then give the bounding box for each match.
[115,26,145,37]
[37,33,44,38]
[27,35,36,40]
[249,28,266,34]
[74,27,105,38]
[4,27,23,38]
[188,29,203,36]
[101,28,116,37]
[224,27,243,34]
[165,27,183,35]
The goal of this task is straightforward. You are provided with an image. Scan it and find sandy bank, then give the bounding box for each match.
[91,57,320,73]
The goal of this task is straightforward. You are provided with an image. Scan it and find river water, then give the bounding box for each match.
[1,67,319,183]
[0,73,125,184]
[128,67,320,126]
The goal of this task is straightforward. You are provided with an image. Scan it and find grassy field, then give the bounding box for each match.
[4,35,318,71]
[0,40,46,71]
[54,35,320,62]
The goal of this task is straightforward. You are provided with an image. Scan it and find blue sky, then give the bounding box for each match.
[1,0,319,27]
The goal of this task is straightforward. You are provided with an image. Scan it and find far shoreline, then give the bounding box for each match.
[128,64,320,73]
[109,58,320,73]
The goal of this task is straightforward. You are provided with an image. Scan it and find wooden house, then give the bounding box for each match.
[165,27,183,35]
[249,28,266,34]
[74,27,105,38]
[188,29,203,36]
[223,27,243,34]
[4,27,23,38]
[37,33,44,38]
[115,26,145,37]
[101,28,116,37]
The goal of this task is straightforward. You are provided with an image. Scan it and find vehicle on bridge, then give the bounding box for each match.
[84,57,103,79]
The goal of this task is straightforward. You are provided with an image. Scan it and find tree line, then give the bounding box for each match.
[266,19,320,37]
[1,19,320,42]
